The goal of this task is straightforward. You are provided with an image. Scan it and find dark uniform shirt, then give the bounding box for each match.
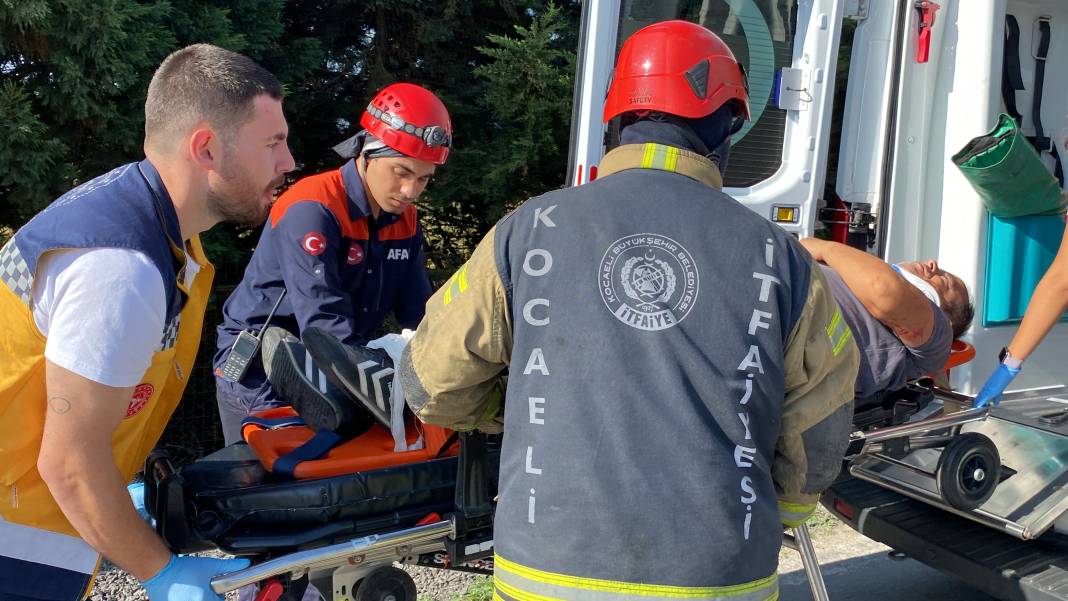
[819,264,952,400]
[215,159,431,406]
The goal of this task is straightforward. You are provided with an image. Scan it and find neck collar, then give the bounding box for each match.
[598,143,724,190]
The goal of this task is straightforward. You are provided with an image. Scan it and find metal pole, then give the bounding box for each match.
[210,519,455,594]
[793,524,831,601]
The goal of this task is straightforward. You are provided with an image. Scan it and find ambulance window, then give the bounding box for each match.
[611,0,797,187]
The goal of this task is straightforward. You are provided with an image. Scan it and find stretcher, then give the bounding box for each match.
[146,341,1005,601]
[144,408,498,601]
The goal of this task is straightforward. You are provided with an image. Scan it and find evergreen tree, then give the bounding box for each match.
[0,0,580,277]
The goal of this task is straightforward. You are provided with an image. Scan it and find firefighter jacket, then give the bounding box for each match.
[400,133,859,601]
[0,160,214,599]
[215,159,432,405]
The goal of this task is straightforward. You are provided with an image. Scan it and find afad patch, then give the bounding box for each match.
[347,242,365,265]
[126,383,154,418]
[302,231,327,256]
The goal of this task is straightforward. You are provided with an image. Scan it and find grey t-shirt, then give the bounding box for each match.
[819,264,952,399]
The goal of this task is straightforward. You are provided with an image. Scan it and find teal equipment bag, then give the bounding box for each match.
[984,213,1067,326]
[952,113,1065,218]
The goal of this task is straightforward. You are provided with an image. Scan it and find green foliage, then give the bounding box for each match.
[457,576,493,601]
[0,0,580,278]
[421,2,578,269]
[475,3,575,200]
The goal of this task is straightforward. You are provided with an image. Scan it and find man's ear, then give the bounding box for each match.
[188,127,217,171]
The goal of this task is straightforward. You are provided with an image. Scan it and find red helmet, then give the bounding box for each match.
[360,83,452,165]
[603,20,749,124]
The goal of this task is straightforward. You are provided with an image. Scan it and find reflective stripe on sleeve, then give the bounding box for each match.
[825,308,853,357]
[0,516,99,574]
[778,499,817,528]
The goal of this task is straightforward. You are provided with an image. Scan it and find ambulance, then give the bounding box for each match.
[568,1,1068,599]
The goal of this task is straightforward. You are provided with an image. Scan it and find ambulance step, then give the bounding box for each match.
[822,477,1068,601]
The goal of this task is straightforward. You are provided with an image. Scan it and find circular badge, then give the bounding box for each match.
[347,242,365,265]
[126,383,155,418]
[302,232,326,256]
[599,233,699,331]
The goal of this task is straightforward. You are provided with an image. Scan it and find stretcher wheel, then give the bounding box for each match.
[354,566,417,601]
[936,433,1000,511]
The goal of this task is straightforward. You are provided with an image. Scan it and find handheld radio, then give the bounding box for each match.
[219,288,287,383]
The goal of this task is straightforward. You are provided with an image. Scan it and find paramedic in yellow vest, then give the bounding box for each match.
[0,44,295,601]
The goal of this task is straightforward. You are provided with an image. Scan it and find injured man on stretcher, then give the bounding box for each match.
[799,238,973,412]
[263,237,973,442]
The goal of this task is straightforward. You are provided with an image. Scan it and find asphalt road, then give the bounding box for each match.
[777,523,998,601]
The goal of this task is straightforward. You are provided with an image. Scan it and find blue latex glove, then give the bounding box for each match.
[128,482,150,522]
[142,555,251,601]
[974,362,1021,408]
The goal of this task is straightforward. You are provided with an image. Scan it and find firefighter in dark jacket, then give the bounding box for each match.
[398,21,859,600]
[215,83,450,444]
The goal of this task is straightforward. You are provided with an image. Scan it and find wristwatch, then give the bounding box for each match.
[999,346,1023,368]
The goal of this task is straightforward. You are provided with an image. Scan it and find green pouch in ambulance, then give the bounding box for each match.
[952,113,1065,218]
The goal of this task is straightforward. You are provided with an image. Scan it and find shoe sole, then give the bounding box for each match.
[302,327,394,428]
[262,327,353,433]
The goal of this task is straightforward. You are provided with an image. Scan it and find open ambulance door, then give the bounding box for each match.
[567,0,852,238]
[868,0,1068,392]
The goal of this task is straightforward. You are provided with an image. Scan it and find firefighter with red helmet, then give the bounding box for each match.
[398,21,858,599]
[214,83,452,445]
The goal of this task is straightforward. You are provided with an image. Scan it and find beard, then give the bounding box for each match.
[207,154,283,227]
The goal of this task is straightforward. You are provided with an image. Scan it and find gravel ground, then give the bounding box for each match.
[88,555,486,601]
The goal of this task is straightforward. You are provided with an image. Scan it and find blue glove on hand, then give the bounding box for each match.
[142,555,251,601]
[128,482,150,522]
[974,362,1021,408]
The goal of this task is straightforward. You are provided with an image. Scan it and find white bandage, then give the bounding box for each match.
[367,329,421,452]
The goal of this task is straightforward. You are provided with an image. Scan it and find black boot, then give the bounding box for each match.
[261,326,373,436]
[301,327,395,429]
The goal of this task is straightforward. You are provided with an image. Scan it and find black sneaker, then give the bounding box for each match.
[261,326,372,436]
[302,327,395,429]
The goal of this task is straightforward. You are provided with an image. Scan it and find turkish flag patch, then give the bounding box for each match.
[126,383,155,418]
[347,242,365,265]
[302,232,326,256]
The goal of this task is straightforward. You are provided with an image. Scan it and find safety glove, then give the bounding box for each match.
[142,555,251,601]
[973,348,1022,408]
[128,482,151,523]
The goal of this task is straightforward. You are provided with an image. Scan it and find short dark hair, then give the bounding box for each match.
[145,44,282,152]
[946,296,975,339]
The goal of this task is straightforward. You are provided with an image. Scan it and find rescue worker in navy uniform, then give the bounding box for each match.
[0,45,295,601]
[398,21,860,600]
[214,83,449,444]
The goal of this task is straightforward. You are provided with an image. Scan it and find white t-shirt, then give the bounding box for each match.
[31,247,199,388]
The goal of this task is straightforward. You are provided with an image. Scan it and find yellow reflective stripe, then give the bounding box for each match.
[832,327,853,357]
[443,276,455,305]
[664,146,679,172]
[442,263,470,306]
[778,500,817,527]
[496,577,556,601]
[642,143,657,168]
[458,263,469,292]
[642,144,679,172]
[495,554,778,599]
[825,308,852,357]
[825,309,842,338]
